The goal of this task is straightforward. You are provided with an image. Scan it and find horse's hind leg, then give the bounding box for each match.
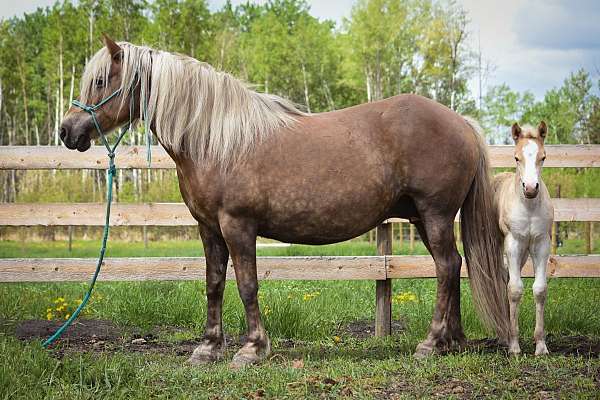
[188,225,229,365]
[531,237,550,356]
[219,215,270,368]
[414,215,464,358]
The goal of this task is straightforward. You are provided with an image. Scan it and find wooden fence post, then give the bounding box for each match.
[143,226,149,249]
[67,226,73,253]
[553,184,561,254]
[409,224,415,253]
[585,222,592,254]
[591,222,595,253]
[398,222,404,250]
[375,222,392,337]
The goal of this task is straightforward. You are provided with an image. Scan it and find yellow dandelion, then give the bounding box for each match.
[46,312,53,321]
[64,314,71,320]
[333,336,341,343]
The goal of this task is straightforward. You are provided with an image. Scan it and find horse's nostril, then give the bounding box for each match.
[535,183,539,189]
[60,127,67,141]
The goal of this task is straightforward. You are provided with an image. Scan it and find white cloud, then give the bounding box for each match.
[460,0,600,98]
[0,0,55,20]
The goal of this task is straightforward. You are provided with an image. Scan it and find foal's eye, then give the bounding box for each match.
[95,78,105,88]
[541,156,546,162]
[514,157,519,162]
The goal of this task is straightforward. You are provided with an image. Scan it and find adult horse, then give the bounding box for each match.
[60,36,509,367]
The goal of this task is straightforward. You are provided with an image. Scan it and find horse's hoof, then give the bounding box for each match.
[229,340,271,369]
[508,343,521,356]
[535,342,549,356]
[413,341,434,359]
[186,342,225,366]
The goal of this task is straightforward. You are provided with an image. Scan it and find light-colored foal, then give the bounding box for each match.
[494,121,554,356]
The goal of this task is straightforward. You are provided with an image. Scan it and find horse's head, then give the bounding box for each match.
[60,35,136,152]
[511,121,547,199]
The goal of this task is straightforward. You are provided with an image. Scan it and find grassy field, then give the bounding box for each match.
[1,240,600,399]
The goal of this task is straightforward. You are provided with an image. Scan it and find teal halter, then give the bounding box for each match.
[43,85,147,348]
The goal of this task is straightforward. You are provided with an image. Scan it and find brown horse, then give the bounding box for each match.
[60,36,509,367]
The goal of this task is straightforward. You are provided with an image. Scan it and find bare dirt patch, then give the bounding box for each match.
[11,319,600,360]
[343,319,406,339]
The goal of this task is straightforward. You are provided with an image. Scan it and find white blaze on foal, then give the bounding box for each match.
[493,121,554,356]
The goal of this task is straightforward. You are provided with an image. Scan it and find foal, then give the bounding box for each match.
[494,122,554,355]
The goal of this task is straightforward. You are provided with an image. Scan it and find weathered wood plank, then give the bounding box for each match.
[375,223,392,337]
[0,256,386,282]
[386,255,600,278]
[0,146,174,169]
[0,203,196,226]
[1,145,599,170]
[0,255,596,282]
[2,198,598,226]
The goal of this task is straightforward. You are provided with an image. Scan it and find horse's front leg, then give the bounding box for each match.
[188,225,229,365]
[531,237,550,356]
[505,233,527,355]
[220,215,270,368]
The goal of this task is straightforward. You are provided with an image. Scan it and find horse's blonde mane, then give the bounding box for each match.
[80,42,303,167]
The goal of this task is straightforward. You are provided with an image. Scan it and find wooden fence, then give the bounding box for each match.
[1,145,599,336]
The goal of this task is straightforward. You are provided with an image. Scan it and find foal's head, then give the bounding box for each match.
[60,35,136,151]
[511,121,547,199]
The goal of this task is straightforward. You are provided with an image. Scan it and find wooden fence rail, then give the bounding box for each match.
[1,145,599,336]
[1,198,599,226]
[1,145,600,169]
[2,255,598,282]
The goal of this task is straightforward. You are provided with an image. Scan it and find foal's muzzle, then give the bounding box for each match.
[522,181,539,199]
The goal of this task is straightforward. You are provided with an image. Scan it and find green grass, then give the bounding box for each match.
[0,239,431,258]
[1,237,597,259]
[1,239,600,398]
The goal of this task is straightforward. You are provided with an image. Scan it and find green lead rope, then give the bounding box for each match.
[43,85,149,348]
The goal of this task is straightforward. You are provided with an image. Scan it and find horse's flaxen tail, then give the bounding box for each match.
[461,117,510,341]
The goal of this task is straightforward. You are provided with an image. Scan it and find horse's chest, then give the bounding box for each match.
[507,204,550,240]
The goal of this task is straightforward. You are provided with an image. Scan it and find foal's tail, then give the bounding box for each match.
[461,117,510,341]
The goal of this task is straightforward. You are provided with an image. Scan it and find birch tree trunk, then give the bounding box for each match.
[301,63,311,113]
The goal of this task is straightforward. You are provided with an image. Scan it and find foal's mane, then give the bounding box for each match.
[80,42,303,167]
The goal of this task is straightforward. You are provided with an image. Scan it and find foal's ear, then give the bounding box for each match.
[102,33,122,62]
[511,122,522,141]
[538,121,547,140]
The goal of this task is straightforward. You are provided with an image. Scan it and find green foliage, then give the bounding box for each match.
[483,70,600,144]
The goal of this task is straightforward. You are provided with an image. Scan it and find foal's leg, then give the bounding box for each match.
[188,225,229,365]
[220,215,270,368]
[504,233,528,355]
[530,237,550,356]
[414,216,464,358]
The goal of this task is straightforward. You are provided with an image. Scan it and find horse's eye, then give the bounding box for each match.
[514,157,519,162]
[95,78,105,88]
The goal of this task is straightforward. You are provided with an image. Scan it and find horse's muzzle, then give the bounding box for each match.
[60,119,92,152]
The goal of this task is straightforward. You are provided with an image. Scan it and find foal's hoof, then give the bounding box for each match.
[229,340,271,369]
[535,342,549,356]
[413,341,435,359]
[186,341,225,365]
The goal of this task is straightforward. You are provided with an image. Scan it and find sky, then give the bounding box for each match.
[3,0,599,99]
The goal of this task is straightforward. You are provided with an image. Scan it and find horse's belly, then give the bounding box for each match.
[256,183,395,244]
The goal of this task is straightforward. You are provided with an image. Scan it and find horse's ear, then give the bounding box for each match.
[511,122,522,141]
[538,121,547,140]
[102,33,122,62]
